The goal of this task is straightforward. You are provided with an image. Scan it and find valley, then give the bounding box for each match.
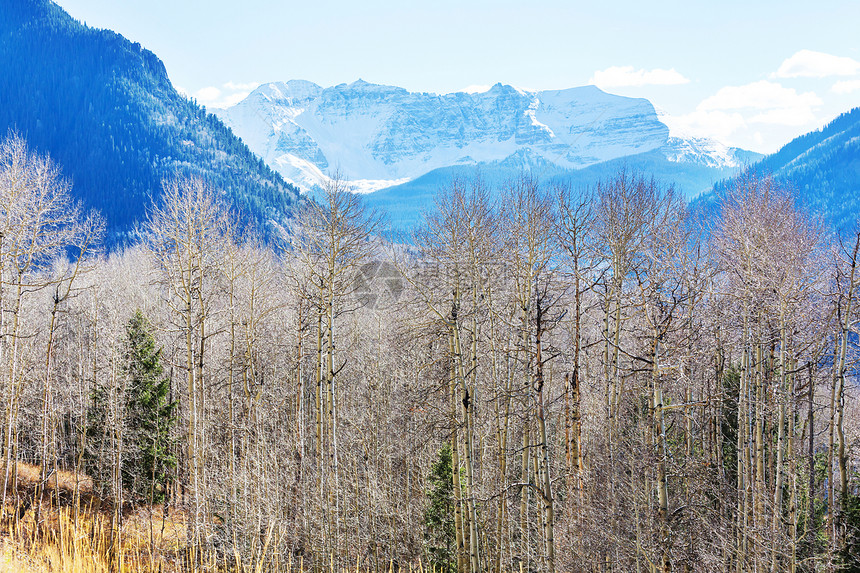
[1,1,859,572]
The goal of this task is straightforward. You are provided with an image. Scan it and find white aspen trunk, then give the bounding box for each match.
[611,271,623,433]
[453,319,480,573]
[807,362,816,565]
[771,308,788,573]
[520,412,530,570]
[450,333,466,573]
[296,299,305,461]
[534,289,555,573]
[488,305,511,573]
[36,293,60,526]
[631,447,643,573]
[2,280,23,513]
[536,396,555,573]
[736,311,750,573]
[754,340,765,545]
[0,241,6,510]
[653,339,670,573]
[325,281,341,561]
[835,233,858,509]
[194,250,209,544]
[827,342,837,553]
[315,306,323,457]
[788,370,798,573]
[228,264,237,524]
[185,290,200,548]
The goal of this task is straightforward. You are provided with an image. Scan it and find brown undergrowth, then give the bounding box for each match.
[0,462,434,573]
[0,461,185,572]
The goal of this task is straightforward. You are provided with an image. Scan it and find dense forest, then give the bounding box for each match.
[0,131,858,573]
[0,0,302,244]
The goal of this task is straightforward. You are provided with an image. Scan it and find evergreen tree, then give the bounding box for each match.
[425,442,456,573]
[841,490,860,573]
[122,309,176,505]
[82,381,113,499]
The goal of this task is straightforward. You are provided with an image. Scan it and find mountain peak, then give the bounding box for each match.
[215,79,752,198]
[286,79,323,92]
[329,80,409,97]
[486,83,531,96]
[249,80,322,105]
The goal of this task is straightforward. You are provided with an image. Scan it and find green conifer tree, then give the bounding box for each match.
[122,309,176,505]
[83,381,112,498]
[425,442,456,573]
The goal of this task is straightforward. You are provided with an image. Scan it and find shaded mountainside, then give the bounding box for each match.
[364,147,751,231]
[704,108,860,231]
[0,0,302,243]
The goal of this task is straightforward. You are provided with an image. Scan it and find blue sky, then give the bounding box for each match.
[54,0,860,153]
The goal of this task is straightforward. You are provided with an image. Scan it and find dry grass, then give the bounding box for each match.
[1,461,186,572]
[0,462,438,573]
[0,502,188,572]
[12,462,94,494]
[0,539,42,573]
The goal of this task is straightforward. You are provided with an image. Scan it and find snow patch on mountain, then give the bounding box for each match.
[664,137,740,168]
[216,80,748,193]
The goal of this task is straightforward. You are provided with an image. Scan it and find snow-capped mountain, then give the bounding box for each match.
[216,80,755,195]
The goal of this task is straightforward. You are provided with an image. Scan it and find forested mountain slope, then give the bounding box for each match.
[0,0,302,243]
[707,107,860,231]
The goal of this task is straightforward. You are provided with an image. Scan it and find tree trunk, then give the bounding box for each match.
[534,305,555,573]
[653,338,670,573]
[771,310,788,573]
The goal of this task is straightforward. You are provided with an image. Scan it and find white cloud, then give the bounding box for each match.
[458,85,492,94]
[749,108,817,126]
[189,83,255,109]
[698,81,821,121]
[773,50,860,78]
[223,81,260,91]
[832,79,860,94]
[589,66,689,88]
[671,80,823,149]
[217,91,252,108]
[660,110,747,141]
[195,86,222,103]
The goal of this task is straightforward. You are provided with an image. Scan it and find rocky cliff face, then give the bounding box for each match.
[217,80,749,193]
